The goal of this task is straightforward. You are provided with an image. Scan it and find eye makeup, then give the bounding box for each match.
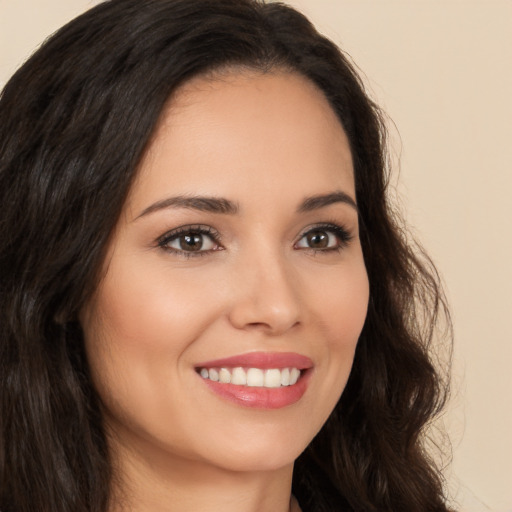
[155,220,354,259]
[157,224,223,258]
[294,222,353,253]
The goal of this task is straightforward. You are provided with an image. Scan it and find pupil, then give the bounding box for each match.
[180,233,202,251]
[308,231,328,248]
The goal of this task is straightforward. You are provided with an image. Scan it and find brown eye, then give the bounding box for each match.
[295,224,351,252]
[161,228,219,254]
[179,233,204,251]
[305,230,329,249]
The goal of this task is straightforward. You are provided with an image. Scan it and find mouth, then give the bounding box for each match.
[194,352,313,409]
[197,366,303,388]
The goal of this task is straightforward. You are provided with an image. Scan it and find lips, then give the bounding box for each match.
[195,352,313,409]
[196,351,312,370]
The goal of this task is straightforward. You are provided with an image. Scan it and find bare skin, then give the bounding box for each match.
[82,70,368,512]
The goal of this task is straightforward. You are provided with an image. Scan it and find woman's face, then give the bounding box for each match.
[81,71,369,475]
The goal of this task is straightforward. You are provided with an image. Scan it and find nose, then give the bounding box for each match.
[227,250,302,335]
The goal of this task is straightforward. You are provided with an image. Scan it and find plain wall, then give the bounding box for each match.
[1,1,511,511]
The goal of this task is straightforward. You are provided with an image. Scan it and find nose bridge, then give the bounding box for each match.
[227,240,302,334]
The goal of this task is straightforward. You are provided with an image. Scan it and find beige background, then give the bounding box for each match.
[1,1,511,511]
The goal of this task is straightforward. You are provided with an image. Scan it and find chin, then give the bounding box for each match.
[187,421,317,474]
[207,446,301,474]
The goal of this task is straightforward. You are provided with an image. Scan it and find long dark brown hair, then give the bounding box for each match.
[0,1,451,511]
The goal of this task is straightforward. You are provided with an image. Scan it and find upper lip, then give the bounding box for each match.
[195,351,313,370]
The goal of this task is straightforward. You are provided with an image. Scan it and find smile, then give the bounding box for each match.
[198,367,302,388]
[195,352,312,409]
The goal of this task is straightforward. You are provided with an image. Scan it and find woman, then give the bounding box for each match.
[0,1,452,511]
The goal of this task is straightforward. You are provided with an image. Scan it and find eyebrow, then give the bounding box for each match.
[297,191,358,213]
[136,195,239,219]
[135,190,357,220]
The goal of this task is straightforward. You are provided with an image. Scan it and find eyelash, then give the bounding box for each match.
[157,225,222,259]
[296,222,353,254]
[157,222,353,258]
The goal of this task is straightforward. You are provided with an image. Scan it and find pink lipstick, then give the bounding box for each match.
[195,352,313,409]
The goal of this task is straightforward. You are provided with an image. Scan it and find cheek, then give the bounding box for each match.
[79,264,180,412]
[80,256,229,420]
[307,256,369,388]
[80,267,204,451]
[85,258,217,359]
[313,257,369,346]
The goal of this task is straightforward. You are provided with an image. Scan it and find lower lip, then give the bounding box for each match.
[199,371,311,409]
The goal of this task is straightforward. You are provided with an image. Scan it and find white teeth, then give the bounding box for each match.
[290,368,300,385]
[231,367,247,385]
[199,367,303,388]
[246,368,264,387]
[219,368,231,383]
[264,369,282,388]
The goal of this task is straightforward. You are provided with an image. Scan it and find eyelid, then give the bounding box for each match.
[156,224,223,257]
[295,222,353,251]
[155,221,353,258]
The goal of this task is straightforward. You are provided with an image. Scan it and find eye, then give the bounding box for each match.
[295,224,352,251]
[167,232,216,252]
[158,226,221,256]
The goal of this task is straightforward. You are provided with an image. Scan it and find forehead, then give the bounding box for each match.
[126,70,354,215]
